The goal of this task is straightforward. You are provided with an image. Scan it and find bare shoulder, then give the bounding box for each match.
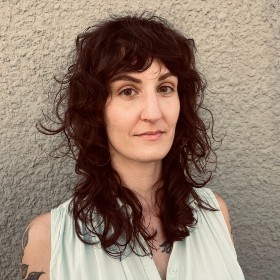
[213,193,233,241]
[21,212,51,280]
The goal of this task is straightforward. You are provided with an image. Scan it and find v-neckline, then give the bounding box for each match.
[139,240,182,280]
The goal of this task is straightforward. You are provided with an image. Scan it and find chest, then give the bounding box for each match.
[150,243,171,280]
[51,232,243,280]
[144,215,171,279]
[51,204,245,280]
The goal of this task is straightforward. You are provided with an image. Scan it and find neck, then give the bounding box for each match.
[111,157,162,206]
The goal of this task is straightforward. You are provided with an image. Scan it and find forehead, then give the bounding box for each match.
[110,60,176,82]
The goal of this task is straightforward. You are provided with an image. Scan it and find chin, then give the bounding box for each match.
[133,151,169,163]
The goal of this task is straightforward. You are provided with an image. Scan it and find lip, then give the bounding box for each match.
[135,130,164,140]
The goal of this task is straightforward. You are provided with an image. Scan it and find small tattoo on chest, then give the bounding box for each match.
[159,241,173,253]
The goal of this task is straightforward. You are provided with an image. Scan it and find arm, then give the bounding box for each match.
[21,213,51,280]
[214,193,234,242]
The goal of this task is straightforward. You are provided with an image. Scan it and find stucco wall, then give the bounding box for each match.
[1,0,279,279]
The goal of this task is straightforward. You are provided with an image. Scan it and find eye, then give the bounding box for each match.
[119,88,137,97]
[158,85,175,94]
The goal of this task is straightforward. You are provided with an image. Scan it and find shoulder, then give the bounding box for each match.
[22,212,51,252]
[28,212,51,233]
[24,212,51,246]
[214,193,230,218]
[21,213,51,280]
[194,188,233,240]
[213,192,233,240]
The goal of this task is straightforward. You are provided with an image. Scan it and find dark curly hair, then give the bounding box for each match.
[39,13,217,258]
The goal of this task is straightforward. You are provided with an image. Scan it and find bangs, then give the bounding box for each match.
[104,40,161,81]
[76,15,197,95]
[90,17,190,81]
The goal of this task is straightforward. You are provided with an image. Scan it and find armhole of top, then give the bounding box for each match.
[50,200,71,268]
[195,188,233,234]
[50,207,60,268]
[195,187,221,210]
[198,188,236,248]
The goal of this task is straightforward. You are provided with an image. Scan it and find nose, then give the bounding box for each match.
[140,91,163,122]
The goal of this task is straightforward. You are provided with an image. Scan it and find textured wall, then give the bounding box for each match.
[1,0,279,279]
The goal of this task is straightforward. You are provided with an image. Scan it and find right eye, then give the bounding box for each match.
[119,88,137,97]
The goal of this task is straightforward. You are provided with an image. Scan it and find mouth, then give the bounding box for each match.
[135,130,164,140]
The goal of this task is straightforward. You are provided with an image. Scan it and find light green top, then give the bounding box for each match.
[50,188,245,280]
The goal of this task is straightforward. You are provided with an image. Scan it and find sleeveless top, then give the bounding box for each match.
[50,188,245,280]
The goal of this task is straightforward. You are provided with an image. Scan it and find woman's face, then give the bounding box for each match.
[104,60,180,165]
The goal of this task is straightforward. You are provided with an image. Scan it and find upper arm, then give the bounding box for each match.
[21,212,51,280]
[214,193,233,241]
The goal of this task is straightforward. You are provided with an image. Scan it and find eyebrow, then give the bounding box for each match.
[111,72,175,83]
[158,72,175,81]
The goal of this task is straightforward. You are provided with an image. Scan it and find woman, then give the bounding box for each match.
[21,14,245,280]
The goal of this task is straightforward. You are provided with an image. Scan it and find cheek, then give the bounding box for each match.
[104,106,117,138]
[167,98,180,125]
[104,105,134,136]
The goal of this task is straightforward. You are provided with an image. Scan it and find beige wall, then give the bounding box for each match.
[1,0,279,279]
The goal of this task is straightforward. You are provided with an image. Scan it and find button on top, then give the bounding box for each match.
[169,267,177,274]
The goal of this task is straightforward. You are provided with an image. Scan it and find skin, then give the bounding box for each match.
[105,60,180,198]
[21,60,233,280]
[21,213,50,280]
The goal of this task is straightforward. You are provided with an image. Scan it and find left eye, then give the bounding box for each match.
[158,86,174,94]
